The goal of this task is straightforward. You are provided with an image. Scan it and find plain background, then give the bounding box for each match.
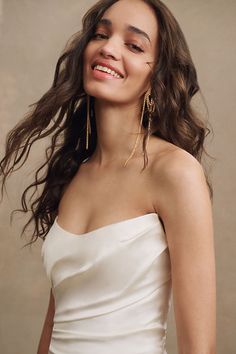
[0,1,235,353]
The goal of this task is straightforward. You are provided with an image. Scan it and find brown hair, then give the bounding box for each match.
[0,0,213,247]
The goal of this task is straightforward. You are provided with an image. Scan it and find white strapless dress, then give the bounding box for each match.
[41,213,172,354]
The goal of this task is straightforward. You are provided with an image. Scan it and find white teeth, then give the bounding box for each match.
[94,65,122,78]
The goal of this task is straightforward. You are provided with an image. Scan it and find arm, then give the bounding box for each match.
[153,151,216,354]
[37,288,55,354]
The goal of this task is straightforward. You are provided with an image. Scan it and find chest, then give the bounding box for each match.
[57,163,154,234]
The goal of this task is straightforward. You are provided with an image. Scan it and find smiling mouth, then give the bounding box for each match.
[91,64,124,79]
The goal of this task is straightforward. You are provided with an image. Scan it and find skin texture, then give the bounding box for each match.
[38,1,216,353]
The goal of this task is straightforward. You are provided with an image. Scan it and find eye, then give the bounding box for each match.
[127,43,144,53]
[91,33,144,53]
[92,33,108,40]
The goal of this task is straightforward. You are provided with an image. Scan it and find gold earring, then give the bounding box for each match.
[86,95,91,150]
[146,90,155,144]
[123,90,153,167]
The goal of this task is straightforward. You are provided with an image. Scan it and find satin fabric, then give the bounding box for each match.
[41,213,172,354]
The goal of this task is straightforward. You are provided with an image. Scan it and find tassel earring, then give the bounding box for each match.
[86,95,92,150]
[146,90,155,146]
[123,89,155,167]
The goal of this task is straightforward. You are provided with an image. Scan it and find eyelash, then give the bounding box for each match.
[91,33,144,53]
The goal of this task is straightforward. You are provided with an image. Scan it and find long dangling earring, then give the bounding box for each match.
[86,95,92,150]
[146,90,155,146]
[123,89,154,167]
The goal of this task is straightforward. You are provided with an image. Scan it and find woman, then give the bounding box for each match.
[0,0,216,353]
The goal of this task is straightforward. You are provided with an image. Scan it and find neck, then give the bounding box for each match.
[90,99,147,167]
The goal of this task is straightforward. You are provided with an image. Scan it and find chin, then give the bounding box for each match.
[85,87,117,102]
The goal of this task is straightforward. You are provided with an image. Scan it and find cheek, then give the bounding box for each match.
[83,42,96,66]
[83,46,91,67]
[84,41,101,63]
[126,59,151,86]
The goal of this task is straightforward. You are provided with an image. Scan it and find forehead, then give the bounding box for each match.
[101,0,158,42]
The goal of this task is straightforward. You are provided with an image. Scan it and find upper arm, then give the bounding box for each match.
[152,151,216,354]
[47,288,55,324]
[37,289,55,354]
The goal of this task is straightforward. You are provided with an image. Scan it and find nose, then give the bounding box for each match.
[99,37,121,61]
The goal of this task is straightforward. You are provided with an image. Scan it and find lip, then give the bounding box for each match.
[91,60,124,78]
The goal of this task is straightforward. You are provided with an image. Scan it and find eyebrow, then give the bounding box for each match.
[97,18,151,43]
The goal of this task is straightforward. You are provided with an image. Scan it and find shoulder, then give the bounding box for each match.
[154,146,205,185]
[149,138,205,184]
[148,139,210,215]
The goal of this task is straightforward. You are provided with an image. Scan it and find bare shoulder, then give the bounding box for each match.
[148,139,210,215]
[149,139,205,182]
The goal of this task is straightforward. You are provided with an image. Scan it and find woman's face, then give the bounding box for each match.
[83,0,158,105]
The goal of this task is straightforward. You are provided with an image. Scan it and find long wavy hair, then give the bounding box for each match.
[0,0,213,247]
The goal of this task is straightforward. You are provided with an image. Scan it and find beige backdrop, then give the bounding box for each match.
[0,1,235,353]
